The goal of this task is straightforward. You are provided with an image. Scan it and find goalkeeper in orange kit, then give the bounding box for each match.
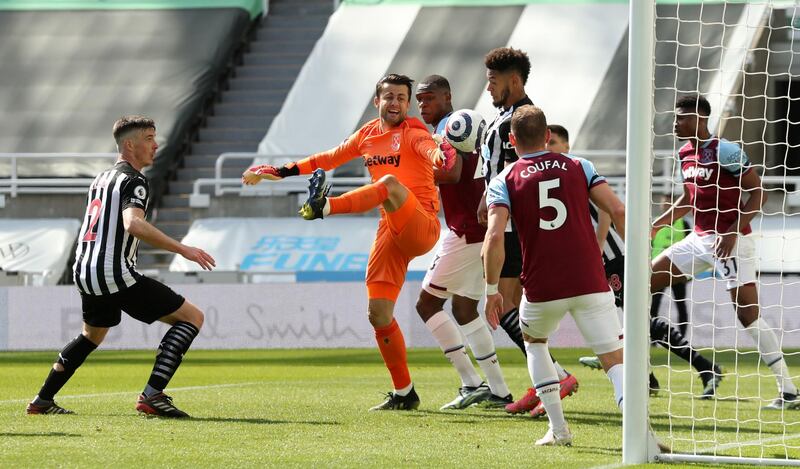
[243,74,456,410]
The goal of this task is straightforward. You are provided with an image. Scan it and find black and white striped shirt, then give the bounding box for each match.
[588,202,624,264]
[481,96,534,183]
[73,161,149,295]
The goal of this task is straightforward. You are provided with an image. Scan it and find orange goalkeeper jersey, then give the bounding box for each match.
[297,117,440,215]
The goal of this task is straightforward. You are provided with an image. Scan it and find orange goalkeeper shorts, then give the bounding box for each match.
[366,190,440,301]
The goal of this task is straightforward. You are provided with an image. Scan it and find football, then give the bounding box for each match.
[444,109,486,153]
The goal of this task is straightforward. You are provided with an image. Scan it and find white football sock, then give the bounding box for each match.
[746,317,797,395]
[426,311,482,388]
[395,382,413,396]
[551,359,569,381]
[461,316,510,397]
[526,341,568,435]
[606,363,624,409]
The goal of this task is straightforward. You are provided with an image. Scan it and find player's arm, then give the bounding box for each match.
[595,209,612,250]
[482,175,510,329]
[590,183,625,241]
[242,134,362,185]
[483,205,507,330]
[715,168,766,258]
[411,132,456,171]
[122,207,215,270]
[650,186,693,239]
[435,151,464,184]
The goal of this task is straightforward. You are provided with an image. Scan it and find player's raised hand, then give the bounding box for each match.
[242,165,282,185]
[431,134,457,171]
[180,245,216,271]
[484,291,504,330]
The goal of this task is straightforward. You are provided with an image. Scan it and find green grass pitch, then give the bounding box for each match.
[1,347,798,468]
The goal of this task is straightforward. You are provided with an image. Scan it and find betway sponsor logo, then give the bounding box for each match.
[364,155,401,167]
[520,159,567,178]
[683,166,714,180]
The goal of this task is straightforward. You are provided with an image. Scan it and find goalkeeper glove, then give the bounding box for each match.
[431,135,457,172]
[242,162,300,185]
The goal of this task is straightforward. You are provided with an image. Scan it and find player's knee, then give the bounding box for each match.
[415,297,437,322]
[523,332,546,344]
[451,304,478,325]
[81,329,107,346]
[378,174,399,188]
[188,308,204,329]
[737,307,758,327]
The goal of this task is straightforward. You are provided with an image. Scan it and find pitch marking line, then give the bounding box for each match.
[0,381,262,405]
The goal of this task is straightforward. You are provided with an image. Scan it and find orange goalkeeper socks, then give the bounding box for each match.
[374,318,412,392]
[328,181,389,215]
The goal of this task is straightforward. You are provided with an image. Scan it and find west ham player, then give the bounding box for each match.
[243,74,455,411]
[479,47,578,416]
[652,95,798,410]
[414,75,512,409]
[546,125,722,400]
[27,116,216,417]
[484,105,628,446]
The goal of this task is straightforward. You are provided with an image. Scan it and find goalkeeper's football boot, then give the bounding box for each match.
[454,383,491,408]
[530,374,579,418]
[763,392,800,410]
[579,356,602,370]
[26,400,74,415]
[299,168,331,220]
[369,387,420,411]
[440,385,482,410]
[136,393,190,418]
[535,427,573,447]
[699,365,723,400]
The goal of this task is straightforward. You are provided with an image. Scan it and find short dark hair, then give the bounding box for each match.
[375,73,414,99]
[416,74,450,95]
[511,105,547,147]
[547,124,569,143]
[484,47,531,85]
[675,94,711,117]
[113,115,155,145]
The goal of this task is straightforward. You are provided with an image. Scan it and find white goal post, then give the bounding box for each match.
[625,0,800,466]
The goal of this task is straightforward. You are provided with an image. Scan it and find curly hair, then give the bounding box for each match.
[484,47,531,84]
[675,94,711,117]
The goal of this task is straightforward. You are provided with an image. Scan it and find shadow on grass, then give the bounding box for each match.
[0,432,81,437]
[136,416,341,426]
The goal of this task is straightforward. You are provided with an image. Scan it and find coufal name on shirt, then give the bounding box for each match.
[364,154,401,167]
[683,166,714,180]
[519,159,567,178]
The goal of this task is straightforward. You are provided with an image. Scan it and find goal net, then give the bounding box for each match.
[630,0,800,465]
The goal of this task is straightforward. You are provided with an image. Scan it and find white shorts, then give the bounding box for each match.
[422,230,484,301]
[662,232,756,290]
[520,291,622,355]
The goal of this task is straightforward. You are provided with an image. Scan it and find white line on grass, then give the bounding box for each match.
[697,432,800,453]
[0,381,262,405]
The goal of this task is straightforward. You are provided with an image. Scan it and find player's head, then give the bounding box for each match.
[415,75,453,126]
[374,73,414,128]
[485,47,531,108]
[113,115,157,168]
[509,105,549,153]
[546,124,570,153]
[674,94,711,140]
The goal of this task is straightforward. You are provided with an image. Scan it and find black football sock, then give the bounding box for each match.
[36,334,97,402]
[144,321,199,396]
[499,308,526,356]
[650,316,713,374]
